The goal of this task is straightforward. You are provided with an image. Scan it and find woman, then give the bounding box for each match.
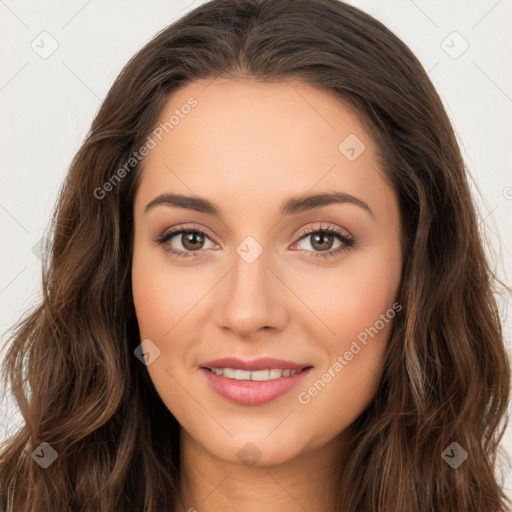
[1,0,510,510]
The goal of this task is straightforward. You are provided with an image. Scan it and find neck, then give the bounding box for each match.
[174,425,355,512]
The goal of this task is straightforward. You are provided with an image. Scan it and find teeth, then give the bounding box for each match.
[269,369,282,379]
[251,369,269,381]
[234,369,251,380]
[223,368,236,379]
[208,368,299,380]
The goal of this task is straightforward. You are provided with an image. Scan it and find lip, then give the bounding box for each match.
[199,357,314,406]
[199,356,312,371]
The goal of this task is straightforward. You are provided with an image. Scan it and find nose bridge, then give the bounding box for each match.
[216,232,284,335]
[230,234,273,308]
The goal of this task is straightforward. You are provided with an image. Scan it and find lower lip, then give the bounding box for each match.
[200,367,313,405]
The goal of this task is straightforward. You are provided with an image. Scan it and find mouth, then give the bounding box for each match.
[199,357,314,405]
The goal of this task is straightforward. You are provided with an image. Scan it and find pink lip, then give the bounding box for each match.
[199,357,314,406]
[199,356,311,371]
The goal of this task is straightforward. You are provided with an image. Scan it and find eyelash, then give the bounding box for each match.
[154,223,355,259]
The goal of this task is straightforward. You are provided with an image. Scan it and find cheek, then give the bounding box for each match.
[132,246,169,338]
[132,268,184,338]
[306,240,402,351]
[131,239,201,340]
[294,242,401,427]
[131,240,213,369]
[131,245,200,422]
[130,242,194,408]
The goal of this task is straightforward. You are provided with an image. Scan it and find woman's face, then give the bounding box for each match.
[131,79,403,467]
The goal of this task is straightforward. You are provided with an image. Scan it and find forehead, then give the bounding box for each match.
[135,79,396,225]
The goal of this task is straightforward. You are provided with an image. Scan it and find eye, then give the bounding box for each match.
[291,223,355,259]
[154,224,217,258]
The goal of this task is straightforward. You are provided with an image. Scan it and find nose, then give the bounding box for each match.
[214,246,288,339]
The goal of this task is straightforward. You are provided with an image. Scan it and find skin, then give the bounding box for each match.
[131,78,403,512]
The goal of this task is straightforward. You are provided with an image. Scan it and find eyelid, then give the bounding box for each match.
[157,222,218,242]
[295,222,352,241]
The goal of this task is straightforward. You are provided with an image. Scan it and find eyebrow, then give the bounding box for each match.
[144,191,375,219]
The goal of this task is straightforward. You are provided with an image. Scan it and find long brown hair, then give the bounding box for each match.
[1,0,510,510]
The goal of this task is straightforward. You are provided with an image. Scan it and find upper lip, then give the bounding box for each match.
[199,357,313,371]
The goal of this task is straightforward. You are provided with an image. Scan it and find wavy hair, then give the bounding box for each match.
[1,0,510,510]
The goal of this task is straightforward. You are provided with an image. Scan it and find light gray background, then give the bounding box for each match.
[1,0,511,499]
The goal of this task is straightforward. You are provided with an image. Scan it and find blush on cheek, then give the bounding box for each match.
[316,280,398,378]
[323,290,396,345]
[132,242,181,337]
[133,283,175,341]
[334,320,392,377]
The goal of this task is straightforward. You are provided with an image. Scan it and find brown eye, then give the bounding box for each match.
[179,230,206,251]
[292,224,355,259]
[308,231,336,251]
[156,225,216,258]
